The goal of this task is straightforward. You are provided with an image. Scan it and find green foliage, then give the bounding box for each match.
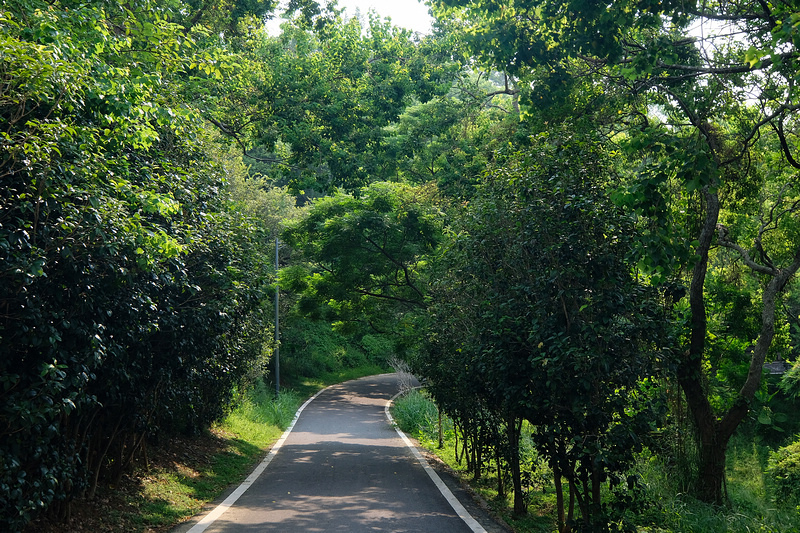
[278,317,394,380]
[768,437,800,508]
[429,0,800,507]
[359,334,396,362]
[416,131,667,528]
[207,14,458,193]
[282,181,444,333]
[780,361,800,400]
[385,71,526,200]
[222,144,307,239]
[391,389,442,437]
[0,0,276,528]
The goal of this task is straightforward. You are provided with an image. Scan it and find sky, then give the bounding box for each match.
[268,0,435,35]
[337,0,434,34]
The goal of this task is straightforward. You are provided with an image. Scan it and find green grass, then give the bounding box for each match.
[114,384,304,531]
[225,381,301,444]
[635,433,800,533]
[390,388,440,435]
[390,390,555,532]
[130,368,388,530]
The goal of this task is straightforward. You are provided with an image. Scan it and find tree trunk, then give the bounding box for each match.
[680,184,800,504]
[438,410,443,449]
[679,187,726,503]
[554,464,567,533]
[508,417,526,516]
[475,426,483,480]
[496,442,505,499]
[696,435,728,503]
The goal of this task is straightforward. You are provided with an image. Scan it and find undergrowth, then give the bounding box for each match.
[134,383,303,531]
[24,380,303,533]
[391,389,800,533]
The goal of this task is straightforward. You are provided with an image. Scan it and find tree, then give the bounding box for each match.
[203,13,458,194]
[385,70,526,199]
[0,1,274,526]
[281,181,443,334]
[416,134,665,529]
[429,0,800,504]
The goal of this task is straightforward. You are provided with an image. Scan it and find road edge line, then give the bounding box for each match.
[385,390,488,533]
[185,387,327,533]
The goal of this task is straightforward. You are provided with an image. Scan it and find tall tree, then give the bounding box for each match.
[385,70,525,199]
[417,133,665,529]
[0,1,275,527]
[281,181,443,334]
[204,13,458,193]
[429,0,800,503]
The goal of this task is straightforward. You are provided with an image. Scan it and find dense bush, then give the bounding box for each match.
[415,134,666,525]
[0,2,273,529]
[278,317,395,380]
[768,438,800,508]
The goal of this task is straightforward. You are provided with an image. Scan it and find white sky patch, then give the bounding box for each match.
[337,0,433,34]
[267,0,434,35]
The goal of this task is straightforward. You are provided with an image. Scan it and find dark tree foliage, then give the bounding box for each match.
[429,0,800,504]
[281,181,443,334]
[0,1,272,528]
[416,133,667,530]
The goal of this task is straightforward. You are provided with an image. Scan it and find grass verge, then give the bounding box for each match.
[390,389,556,532]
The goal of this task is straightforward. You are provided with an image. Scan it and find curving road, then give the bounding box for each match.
[172,373,503,533]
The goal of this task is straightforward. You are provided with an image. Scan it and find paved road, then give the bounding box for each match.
[173,373,502,533]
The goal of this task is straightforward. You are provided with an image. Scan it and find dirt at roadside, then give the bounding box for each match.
[24,430,234,533]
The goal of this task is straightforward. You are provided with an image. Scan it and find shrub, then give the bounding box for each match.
[768,437,800,507]
[361,334,395,365]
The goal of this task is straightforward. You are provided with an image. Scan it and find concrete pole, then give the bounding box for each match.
[274,236,280,396]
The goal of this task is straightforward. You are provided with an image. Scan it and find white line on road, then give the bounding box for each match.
[385,390,488,533]
[184,376,486,533]
[185,388,325,533]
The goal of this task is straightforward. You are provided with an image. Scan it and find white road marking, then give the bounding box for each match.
[185,376,486,533]
[186,388,325,533]
[385,390,488,533]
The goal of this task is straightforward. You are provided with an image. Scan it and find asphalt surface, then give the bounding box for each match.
[172,373,507,533]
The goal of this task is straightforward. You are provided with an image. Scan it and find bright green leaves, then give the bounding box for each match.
[744,45,768,69]
[613,124,721,284]
[283,181,443,331]
[210,13,456,194]
[767,9,800,78]
[0,1,279,528]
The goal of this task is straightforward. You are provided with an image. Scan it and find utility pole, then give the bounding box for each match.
[274,236,280,396]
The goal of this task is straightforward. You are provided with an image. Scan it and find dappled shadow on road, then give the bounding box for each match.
[207,441,470,532]
[177,373,463,533]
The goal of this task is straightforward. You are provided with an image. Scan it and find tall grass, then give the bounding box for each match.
[634,433,800,533]
[392,388,800,533]
[223,380,301,446]
[390,389,444,438]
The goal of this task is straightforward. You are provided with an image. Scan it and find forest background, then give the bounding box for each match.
[3,0,800,531]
